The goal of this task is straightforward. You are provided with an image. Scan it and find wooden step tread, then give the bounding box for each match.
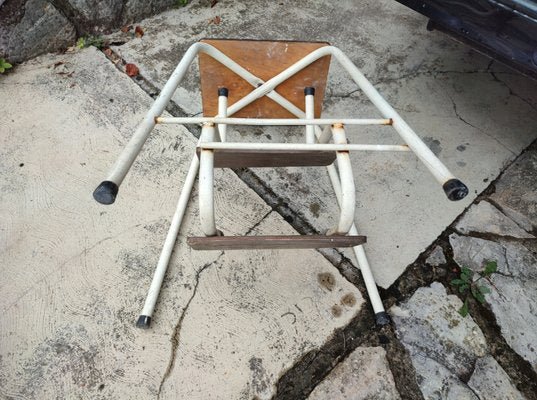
[187,235,366,250]
[196,148,336,168]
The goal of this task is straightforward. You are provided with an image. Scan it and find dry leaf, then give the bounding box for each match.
[121,25,131,33]
[125,63,139,77]
[53,61,64,68]
[103,48,113,57]
[135,26,144,38]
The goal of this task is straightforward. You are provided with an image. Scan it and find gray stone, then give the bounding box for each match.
[390,282,488,398]
[468,356,525,400]
[0,0,178,63]
[491,149,537,232]
[426,245,447,266]
[455,201,533,238]
[121,0,176,25]
[110,0,537,288]
[411,354,478,400]
[0,48,364,399]
[307,347,401,400]
[449,233,537,372]
[61,0,124,32]
[0,0,76,63]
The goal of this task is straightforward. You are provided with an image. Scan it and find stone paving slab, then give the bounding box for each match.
[450,233,537,372]
[455,201,534,239]
[490,148,537,232]
[307,346,400,400]
[390,282,525,400]
[110,0,537,288]
[0,47,363,399]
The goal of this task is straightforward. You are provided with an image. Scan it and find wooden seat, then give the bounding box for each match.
[195,148,336,168]
[199,39,331,119]
[187,235,366,250]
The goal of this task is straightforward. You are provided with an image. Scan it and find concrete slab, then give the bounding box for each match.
[158,213,363,399]
[110,0,537,287]
[307,347,400,400]
[0,48,363,398]
[390,282,524,399]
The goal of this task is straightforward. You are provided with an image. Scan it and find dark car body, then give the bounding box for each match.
[395,0,537,78]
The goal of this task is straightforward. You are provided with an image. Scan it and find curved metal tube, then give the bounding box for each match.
[100,42,461,196]
[328,124,355,235]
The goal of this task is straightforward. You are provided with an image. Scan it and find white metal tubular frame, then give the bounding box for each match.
[156,117,392,126]
[304,87,316,144]
[199,123,219,237]
[217,88,228,141]
[92,41,468,329]
[328,124,355,235]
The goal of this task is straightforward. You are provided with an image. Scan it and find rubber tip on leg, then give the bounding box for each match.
[375,311,391,326]
[304,86,315,96]
[443,179,469,201]
[136,315,151,329]
[93,181,118,205]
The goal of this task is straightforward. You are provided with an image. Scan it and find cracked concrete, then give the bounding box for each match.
[2,1,537,399]
[109,0,537,288]
[0,47,363,399]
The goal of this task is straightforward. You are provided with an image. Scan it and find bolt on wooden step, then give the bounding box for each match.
[187,235,366,250]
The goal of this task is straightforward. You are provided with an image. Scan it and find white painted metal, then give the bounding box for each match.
[305,93,315,144]
[217,94,228,142]
[125,41,468,324]
[329,125,355,235]
[199,123,218,236]
[139,154,199,319]
[198,142,410,152]
[156,116,391,126]
[318,125,332,144]
[104,42,458,190]
[325,163,385,314]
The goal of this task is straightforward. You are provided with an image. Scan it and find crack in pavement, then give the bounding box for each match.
[490,70,537,114]
[328,66,507,98]
[445,90,516,155]
[156,209,272,397]
[156,252,224,398]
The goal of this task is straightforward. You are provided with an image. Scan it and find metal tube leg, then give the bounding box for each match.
[136,154,200,328]
[325,162,389,325]
[304,87,316,144]
[217,88,228,142]
[328,124,355,235]
[93,43,203,205]
[199,123,219,237]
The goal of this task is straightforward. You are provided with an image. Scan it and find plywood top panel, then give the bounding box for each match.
[199,39,331,118]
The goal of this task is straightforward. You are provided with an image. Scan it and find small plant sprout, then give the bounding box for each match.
[451,260,497,317]
[0,58,13,74]
[76,36,105,49]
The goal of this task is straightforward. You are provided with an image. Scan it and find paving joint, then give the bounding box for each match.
[379,139,537,400]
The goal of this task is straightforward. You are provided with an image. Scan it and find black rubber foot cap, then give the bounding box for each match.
[93,181,118,205]
[443,179,468,201]
[304,86,315,96]
[375,311,391,326]
[136,315,151,329]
